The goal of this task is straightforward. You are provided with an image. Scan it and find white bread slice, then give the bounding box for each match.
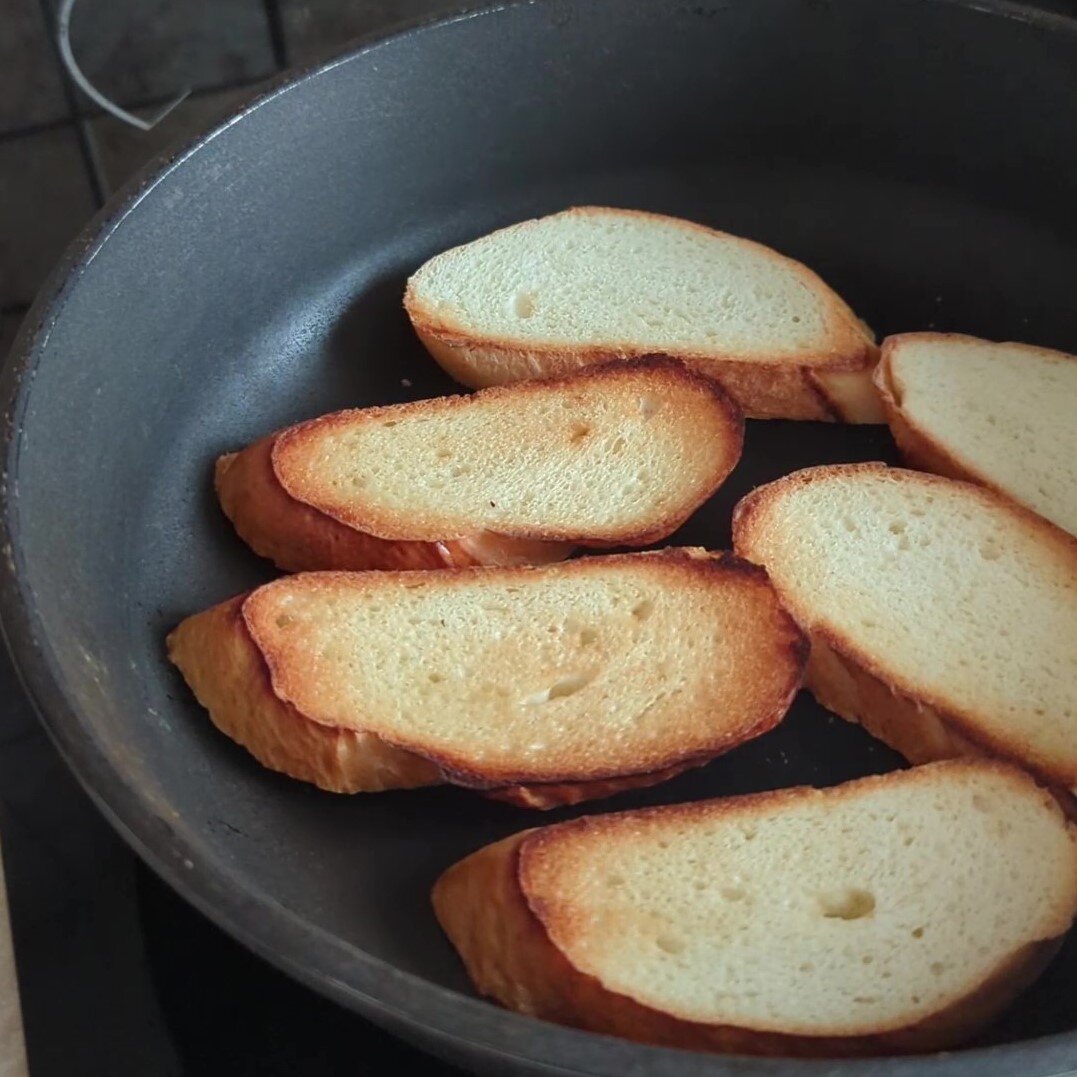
[216,358,742,573]
[876,333,1077,536]
[732,464,1077,796]
[167,550,807,808]
[404,207,882,422]
[433,760,1077,1056]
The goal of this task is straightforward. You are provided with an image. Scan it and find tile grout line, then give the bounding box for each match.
[263,0,291,70]
[33,0,106,206]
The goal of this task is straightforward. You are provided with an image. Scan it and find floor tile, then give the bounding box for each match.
[0,126,97,307]
[65,0,276,111]
[0,0,68,135]
[279,0,457,64]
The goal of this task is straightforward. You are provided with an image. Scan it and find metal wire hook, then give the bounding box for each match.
[56,0,191,131]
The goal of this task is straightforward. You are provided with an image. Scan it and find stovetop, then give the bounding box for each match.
[0,644,462,1076]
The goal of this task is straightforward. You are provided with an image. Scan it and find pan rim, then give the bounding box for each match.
[2,0,1076,1073]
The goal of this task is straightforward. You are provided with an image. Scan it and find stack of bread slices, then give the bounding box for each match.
[169,207,1077,1058]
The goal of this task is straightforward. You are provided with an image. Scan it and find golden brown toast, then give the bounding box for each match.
[433,760,1077,1056]
[167,550,806,807]
[875,333,1077,536]
[405,207,882,421]
[216,357,743,572]
[733,464,1077,800]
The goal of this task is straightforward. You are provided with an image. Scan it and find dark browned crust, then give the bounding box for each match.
[432,762,1072,1056]
[405,207,882,422]
[168,550,807,805]
[732,463,1077,793]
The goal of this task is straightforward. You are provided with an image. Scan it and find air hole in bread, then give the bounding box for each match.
[274,614,294,629]
[721,885,746,902]
[568,422,591,444]
[656,934,685,955]
[912,926,925,939]
[435,448,452,460]
[889,521,907,535]
[632,599,655,621]
[382,421,399,428]
[818,888,875,920]
[522,671,596,706]
[842,516,857,533]
[972,794,992,813]
[979,541,1002,561]
[513,291,537,318]
[638,395,661,420]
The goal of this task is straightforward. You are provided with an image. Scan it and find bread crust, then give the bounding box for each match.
[168,551,807,805]
[166,596,443,793]
[432,763,1072,1056]
[405,207,883,422]
[216,357,743,570]
[216,435,571,574]
[876,333,1077,534]
[732,463,1077,797]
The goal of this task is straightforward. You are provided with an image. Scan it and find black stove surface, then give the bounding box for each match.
[0,644,461,1076]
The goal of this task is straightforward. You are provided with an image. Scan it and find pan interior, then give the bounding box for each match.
[5,0,1076,1069]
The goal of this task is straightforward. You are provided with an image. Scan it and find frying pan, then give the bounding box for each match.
[2,0,1076,1073]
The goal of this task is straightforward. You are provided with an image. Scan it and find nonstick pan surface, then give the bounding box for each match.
[2,1,1076,1074]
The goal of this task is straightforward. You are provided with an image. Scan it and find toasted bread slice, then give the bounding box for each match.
[404,207,882,422]
[733,464,1077,796]
[166,550,806,807]
[876,333,1077,536]
[433,760,1077,1056]
[216,358,743,573]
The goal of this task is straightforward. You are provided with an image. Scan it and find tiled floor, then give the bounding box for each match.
[0,0,68,134]
[0,0,461,314]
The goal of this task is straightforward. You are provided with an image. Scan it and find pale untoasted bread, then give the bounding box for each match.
[433,760,1077,1056]
[216,358,743,572]
[166,550,806,807]
[404,207,882,421]
[733,464,1077,796]
[876,333,1077,536]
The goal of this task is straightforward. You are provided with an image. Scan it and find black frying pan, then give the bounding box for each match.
[2,1,1076,1073]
